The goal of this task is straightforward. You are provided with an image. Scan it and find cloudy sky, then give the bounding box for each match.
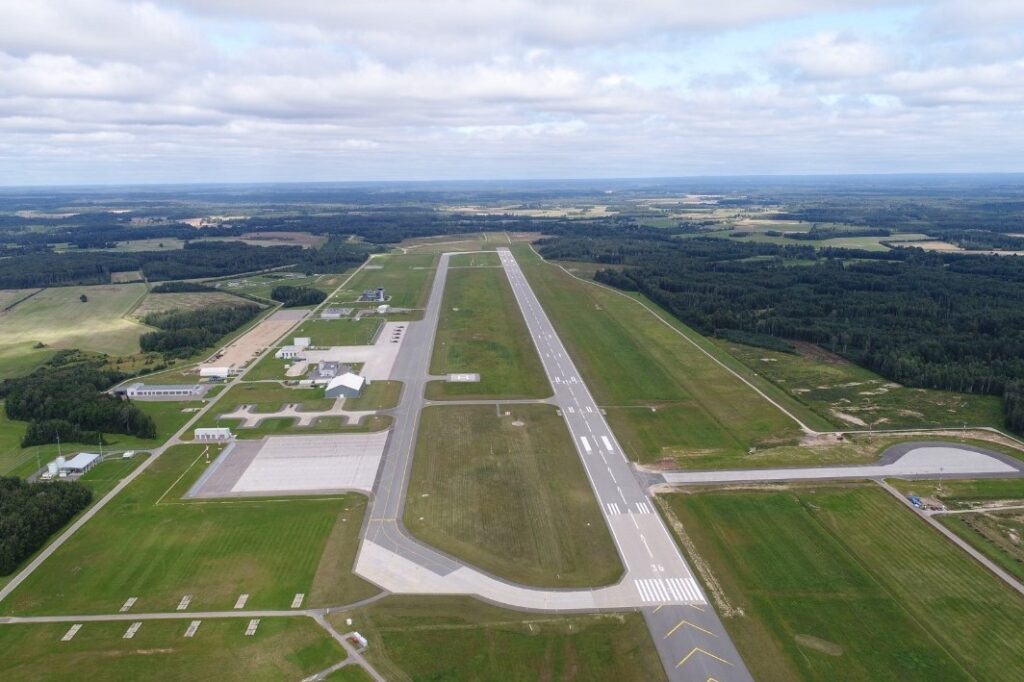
[1,0,1022,185]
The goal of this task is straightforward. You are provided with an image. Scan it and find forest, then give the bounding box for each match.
[1,353,156,446]
[271,285,326,307]
[537,235,1024,432]
[0,476,92,575]
[140,304,262,358]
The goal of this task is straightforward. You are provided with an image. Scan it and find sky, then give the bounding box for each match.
[1,0,1022,185]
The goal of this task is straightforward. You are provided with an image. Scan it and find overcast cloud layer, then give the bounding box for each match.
[1,0,1022,184]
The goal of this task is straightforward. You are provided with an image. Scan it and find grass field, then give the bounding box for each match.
[513,245,811,468]
[130,290,255,319]
[344,381,401,410]
[3,444,379,616]
[448,251,501,267]
[213,273,339,301]
[336,253,437,308]
[426,266,551,400]
[404,405,620,587]
[290,318,383,347]
[331,596,666,682]
[0,617,344,681]
[0,283,149,379]
[723,341,1005,429]
[662,484,1024,681]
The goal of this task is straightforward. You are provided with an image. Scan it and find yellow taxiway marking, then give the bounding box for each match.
[664,619,716,639]
[676,648,733,669]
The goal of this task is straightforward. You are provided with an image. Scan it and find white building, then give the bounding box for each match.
[126,383,204,399]
[321,307,351,320]
[195,427,233,441]
[60,452,100,474]
[325,372,366,399]
[200,367,231,379]
[376,304,390,314]
[294,337,311,348]
[275,345,302,360]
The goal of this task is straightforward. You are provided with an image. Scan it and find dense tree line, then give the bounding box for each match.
[537,235,1024,432]
[289,237,380,273]
[150,281,215,293]
[1,354,156,446]
[141,304,261,358]
[0,477,93,575]
[271,285,326,307]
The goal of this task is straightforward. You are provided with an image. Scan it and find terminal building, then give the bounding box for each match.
[314,361,344,381]
[325,372,366,399]
[358,287,387,302]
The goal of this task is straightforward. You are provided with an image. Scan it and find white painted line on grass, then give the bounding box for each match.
[234,594,249,609]
[61,624,82,641]
[184,620,201,638]
[177,595,192,611]
[245,619,260,636]
[291,593,305,608]
[120,597,137,612]
[123,622,142,639]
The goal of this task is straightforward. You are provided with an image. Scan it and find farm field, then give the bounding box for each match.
[290,318,382,347]
[332,596,665,682]
[0,617,344,682]
[513,245,814,469]
[405,405,621,587]
[426,266,551,400]
[448,251,501,267]
[2,444,379,616]
[335,253,437,308]
[722,341,1005,430]
[0,283,149,378]
[130,290,255,319]
[662,484,1024,681]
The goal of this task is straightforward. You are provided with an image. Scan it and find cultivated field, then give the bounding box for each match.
[3,444,379,616]
[427,266,551,400]
[513,245,812,468]
[0,283,149,378]
[336,253,437,308]
[662,484,1024,681]
[333,596,666,682]
[404,405,620,587]
[290,318,382,347]
[130,290,255,319]
[0,617,344,681]
[723,341,1005,429]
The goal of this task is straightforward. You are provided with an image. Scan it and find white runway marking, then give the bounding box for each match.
[585,406,593,413]
[607,466,617,483]
[61,624,81,641]
[600,436,614,452]
[606,502,621,515]
[176,595,192,611]
[245,619,260,636]
[123,622,142,639]
[634,578,704,603]
[234,593,249,609]
[184,620,201,638]
[580,436,593,453]
[635,501,654,514]
[120,597,137,612]
[291,593,305,608]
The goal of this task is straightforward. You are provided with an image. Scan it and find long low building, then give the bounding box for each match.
[195,427,234,441]
[200,366,232,379]
[61,452,100,474]
[126,383,206,399]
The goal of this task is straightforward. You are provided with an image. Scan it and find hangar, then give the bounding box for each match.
[195,427,233,441]
[325,372,366,398]
[275,345,303,360]
[200,367,231,379]
[125,383,206,400]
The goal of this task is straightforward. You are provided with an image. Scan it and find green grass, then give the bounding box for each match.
[448,252,501,267]
[337,253,437,308]
[3,443,379,616]
[0,283,149,379]
[426,266,551,400]
[332,596,666,682]
[130,290,255,320]
[344,381,402,410]
[887,478,1024,508]
[723,341,1005,430]
[291,318,383,347]
[662,484,1024,681]
[405,405,621,587]
[0,617,344,681]
[213,273,339,302]
[323,665,375,681]
[513,245,808,468]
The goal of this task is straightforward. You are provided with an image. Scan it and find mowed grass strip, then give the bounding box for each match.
[3,444,378,615]
[0,617,344,682]
[663,484,1024,681]
[427,266,551,400]
[339,253,438,308]
[448,251,501,267]
[334,596,666,682]
[405,405,621,587]
[512,246,806,468]
[290,318,383,347]
[344,381,402,410]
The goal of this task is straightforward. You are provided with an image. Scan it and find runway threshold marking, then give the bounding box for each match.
[664,619,715,639]
[675,647,733,669]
